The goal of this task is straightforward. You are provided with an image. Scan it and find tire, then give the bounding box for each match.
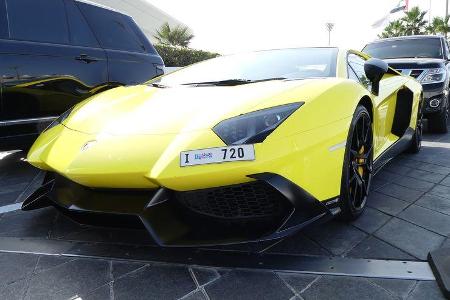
[338,105,373,221]
[407,108,423,154]
[428,99,449,133]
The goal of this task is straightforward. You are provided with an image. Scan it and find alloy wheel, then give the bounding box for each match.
[348,113,373,210]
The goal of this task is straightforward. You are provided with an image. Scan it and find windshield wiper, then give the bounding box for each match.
[181,77,287,86]
[182,79,251,86]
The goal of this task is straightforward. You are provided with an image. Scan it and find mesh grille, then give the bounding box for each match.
[395,69,424,78]
[175,181,288,220]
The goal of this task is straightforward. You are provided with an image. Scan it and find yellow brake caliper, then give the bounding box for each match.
[358,146,365,177]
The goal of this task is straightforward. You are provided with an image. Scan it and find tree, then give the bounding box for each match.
[427,17,443,34]
[154,44,219,67]
[379,20,405,38]
[401,6,428,35]
[379,6,429,38]
[154,22,194,47]
[427,16,450,37]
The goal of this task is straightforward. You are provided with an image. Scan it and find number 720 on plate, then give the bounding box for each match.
[180,145,255,167]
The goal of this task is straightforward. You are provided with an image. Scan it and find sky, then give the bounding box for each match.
[147,0,448,54]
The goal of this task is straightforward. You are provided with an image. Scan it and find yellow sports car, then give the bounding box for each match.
[22,48,423,246]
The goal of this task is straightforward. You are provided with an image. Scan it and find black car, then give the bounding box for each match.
[0,0,164,150]
[363,35,449,133]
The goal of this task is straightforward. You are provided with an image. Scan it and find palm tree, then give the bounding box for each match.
[401,6,428,35]
[154,22,194,47]
[427,17,442,34]
[427,16,450,37]
[379,20,406,38]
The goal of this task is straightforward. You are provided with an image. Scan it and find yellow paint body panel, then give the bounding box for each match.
[27,49,423,202]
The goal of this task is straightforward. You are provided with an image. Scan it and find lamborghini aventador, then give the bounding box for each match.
[22,47,423,246]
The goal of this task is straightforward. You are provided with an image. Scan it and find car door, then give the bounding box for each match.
[76,2,164,86]
[347,53,406,158]
[0,0,108,144]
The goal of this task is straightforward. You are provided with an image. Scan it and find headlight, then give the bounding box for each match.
[45,107,74,131]
[421,68,446,84]
[213,102,303,145]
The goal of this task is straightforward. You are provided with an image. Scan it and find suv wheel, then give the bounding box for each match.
[407,109,423,153]
[428,98,449,133]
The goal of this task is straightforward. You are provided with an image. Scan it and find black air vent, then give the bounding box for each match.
[175,181,290,220]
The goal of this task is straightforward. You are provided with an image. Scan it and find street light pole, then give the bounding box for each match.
[446,0,449,39]
[326,23,334,46]
[447,0,449,18]
[429,0,432,23]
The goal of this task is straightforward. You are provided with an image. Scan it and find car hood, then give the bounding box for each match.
[384,58,445,69]
[63,79,337,135]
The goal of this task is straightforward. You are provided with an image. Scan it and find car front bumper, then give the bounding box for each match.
[22,172,337,246]
[422,82,448,115]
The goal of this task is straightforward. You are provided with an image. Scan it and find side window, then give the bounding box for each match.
[0,0,8,39]
[64,0,99,47]
[125,16,157,54]
[348,53,371,90]
[77,2,145,53]
[6,0,69,44]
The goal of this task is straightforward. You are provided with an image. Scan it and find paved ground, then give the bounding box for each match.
[0,125,449,299]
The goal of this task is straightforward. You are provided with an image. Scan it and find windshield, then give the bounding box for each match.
[153,48,338,86]
[363,38,443,59]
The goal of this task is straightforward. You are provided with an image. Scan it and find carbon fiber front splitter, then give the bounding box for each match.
[22,172,336,247]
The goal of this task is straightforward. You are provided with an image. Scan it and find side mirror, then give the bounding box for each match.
[364,58,388,96]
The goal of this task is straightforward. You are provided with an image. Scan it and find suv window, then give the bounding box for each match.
[77,2,145,52]
[64,0,99,47]
[363,38,443,59]
[443,39,450,60]
[0,0,7,38]
[348,53,371,90]
[124,16,157,54]
[6,0,69,44]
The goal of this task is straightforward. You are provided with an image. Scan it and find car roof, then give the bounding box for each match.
[75,0,120,14]
[367,35,442,44]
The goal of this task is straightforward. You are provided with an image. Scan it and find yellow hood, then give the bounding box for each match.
[63,79,338,135]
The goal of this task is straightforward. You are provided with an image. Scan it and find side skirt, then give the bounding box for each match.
[373,127,415,174]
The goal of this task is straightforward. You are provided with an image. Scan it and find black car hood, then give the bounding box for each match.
[384,58,445,69]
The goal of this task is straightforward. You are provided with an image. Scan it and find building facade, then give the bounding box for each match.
[91,0,185,43]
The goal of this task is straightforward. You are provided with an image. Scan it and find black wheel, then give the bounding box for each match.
[428,99,448,133]
[338,105,373,221]
[407,108,423,154]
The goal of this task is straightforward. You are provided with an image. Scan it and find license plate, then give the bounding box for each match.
[180,145,255,167]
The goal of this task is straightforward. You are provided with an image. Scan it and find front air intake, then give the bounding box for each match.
[175,181,290,220]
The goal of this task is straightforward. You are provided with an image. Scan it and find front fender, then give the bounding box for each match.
[266,79,372,139]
